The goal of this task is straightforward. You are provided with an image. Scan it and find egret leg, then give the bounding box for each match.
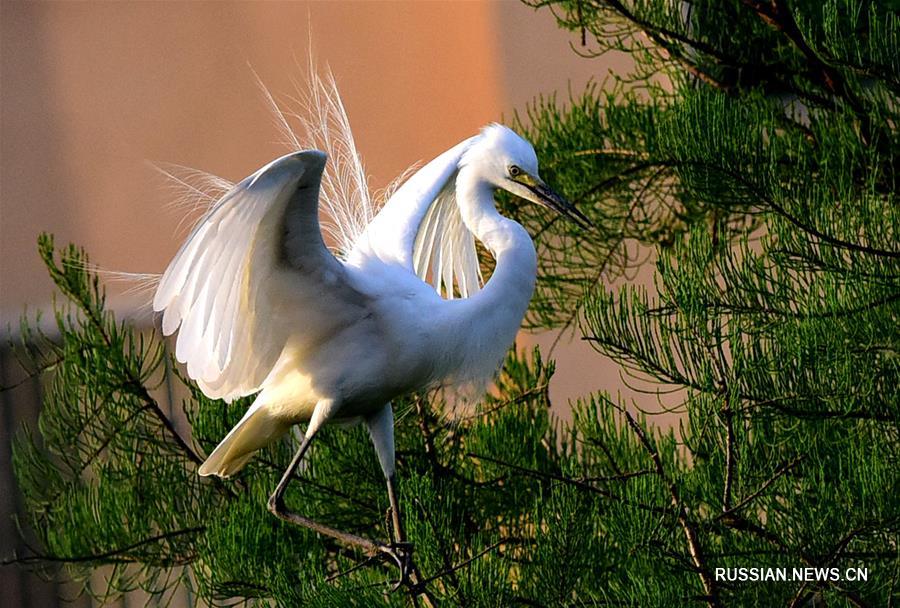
[266,400,413,582]
[367,403,406,546]
[385,474,405,544]
[367,404,424,591]
[267,432,383,555]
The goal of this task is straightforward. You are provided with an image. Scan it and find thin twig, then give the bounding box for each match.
[0,355,64,392]
[2,526,205,566]
[453,383,550,423]
[722,404,735,512]
[324,554,379,583]
[414,497,466,606]
[719,455,805,518]
[619,408,721,608]
[467,452,670,516]
[418,538,520,587]
[578,469,653,483]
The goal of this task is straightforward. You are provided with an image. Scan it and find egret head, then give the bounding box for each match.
[464,124,591,229]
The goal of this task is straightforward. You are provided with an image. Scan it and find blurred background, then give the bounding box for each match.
[0,2,631,605]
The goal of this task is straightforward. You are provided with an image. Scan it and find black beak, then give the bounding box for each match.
[526,181,593,230]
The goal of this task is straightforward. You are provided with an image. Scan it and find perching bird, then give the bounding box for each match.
[151,72,589,579]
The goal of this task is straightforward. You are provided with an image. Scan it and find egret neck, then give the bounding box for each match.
[442,174,538,382]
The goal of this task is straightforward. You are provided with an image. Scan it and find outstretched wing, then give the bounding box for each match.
[153,150,366,402]
[347,136,483,299]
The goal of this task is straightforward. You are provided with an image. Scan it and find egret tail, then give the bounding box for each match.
[198,400,290,478]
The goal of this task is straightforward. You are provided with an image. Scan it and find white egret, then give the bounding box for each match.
[151,74,589,582]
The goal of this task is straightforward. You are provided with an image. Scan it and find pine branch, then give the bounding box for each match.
[467,452,670,516]
[618,408,721,608]
[740,0,862,109]
[418,537,521,588]
[2,526,205,567]
[718,455,805,518]
[38,235,205,467]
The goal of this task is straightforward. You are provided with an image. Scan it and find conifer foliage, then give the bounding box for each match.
[6,1,900,606]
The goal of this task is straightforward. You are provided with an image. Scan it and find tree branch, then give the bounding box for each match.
[47,246,206,468]
[418,537,521,588]
[719,455,804,518]
[2,526,205,567]
[619,409,721,608]
[467,452,670,516]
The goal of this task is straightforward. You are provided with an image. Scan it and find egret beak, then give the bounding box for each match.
[514,173,592,229]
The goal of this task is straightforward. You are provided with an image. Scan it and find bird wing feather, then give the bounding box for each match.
[153,150,366,402]
[411,179,482,298]
[347,137,483,299]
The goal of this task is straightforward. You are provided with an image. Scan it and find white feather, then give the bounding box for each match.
[252,60,374,259]
[411,179,483,299]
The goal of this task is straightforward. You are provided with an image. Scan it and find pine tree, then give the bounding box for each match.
[5,1,899,606]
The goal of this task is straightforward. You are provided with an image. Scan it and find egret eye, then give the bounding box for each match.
[509,165,522,178]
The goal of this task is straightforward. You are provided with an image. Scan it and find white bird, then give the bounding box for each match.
[151,74,589,580]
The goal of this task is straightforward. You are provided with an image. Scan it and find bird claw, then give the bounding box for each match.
[377,541,414,590]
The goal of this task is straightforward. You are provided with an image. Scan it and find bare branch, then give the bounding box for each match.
[2,526,205,567]
[467,452,671,516]
[720,455,805,517]
[619,409,721,608]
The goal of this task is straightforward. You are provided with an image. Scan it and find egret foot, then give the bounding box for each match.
[378,541,414,590]
[269,484,430,604]
[269,496,416,591]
